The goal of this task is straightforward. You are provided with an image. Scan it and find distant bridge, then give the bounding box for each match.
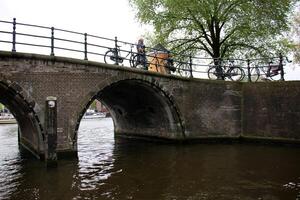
[0,19,299,163]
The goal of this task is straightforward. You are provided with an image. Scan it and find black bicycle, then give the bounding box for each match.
[207,60,245,81]
[104,44,137,67]
[174,60,191,77]
[247,65,260,82]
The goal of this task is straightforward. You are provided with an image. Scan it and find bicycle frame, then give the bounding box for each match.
[119,45,135,61]
[104,44,136,66]
[255,61,284,81]
[266,62,281,77]
[215,62,235,79]
[207,60,245,81]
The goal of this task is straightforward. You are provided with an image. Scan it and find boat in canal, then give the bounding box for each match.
[82,110,106,120]
[0,113,17,124]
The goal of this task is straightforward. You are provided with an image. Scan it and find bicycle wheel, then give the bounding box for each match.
[268,73,282,81]
[104,50,123,65]
[261,65,281,81]
[261,65,271,76]
[249,67,260,82]
[178,64,190,77]
[130,54,138,68]
[229,67,244,81]
[207,66,219,80]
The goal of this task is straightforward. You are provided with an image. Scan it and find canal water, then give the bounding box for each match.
[0,118,300,200]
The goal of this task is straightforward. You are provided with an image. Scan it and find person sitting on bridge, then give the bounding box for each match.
[136,38,147,69]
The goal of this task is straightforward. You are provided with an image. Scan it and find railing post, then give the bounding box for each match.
[114,36,119,65]
[12,18,16,52]
[84,33,88,60]
[189,54,193,78]
[247,59,251,82]
[50,27,55,56]
[279,53,284,81]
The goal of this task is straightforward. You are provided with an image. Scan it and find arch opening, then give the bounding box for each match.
[0,81,43,159]
[73,79,185,159]
[92,79,184,140]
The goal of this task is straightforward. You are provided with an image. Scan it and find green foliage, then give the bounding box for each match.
[89,100,97,110]
[291,6,300,63]
[129,0,297,59]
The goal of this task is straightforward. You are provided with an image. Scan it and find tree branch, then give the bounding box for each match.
[186,8,213,48]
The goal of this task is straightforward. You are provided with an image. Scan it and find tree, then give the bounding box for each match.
[89,100,97,111]
[291,8,300,63]
[129,0,297,59]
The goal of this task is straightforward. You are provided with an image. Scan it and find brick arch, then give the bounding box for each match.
[0,78,43,158]
[72,78,185,147]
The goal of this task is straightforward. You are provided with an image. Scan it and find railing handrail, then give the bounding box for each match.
[0,18,291,82]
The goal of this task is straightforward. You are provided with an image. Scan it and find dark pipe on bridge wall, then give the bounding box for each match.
[44,96,58,167]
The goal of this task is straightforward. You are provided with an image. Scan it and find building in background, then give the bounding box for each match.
[95,100,108,113]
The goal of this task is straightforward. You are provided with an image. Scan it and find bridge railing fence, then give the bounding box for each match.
[0,18,291,82]
[0,19,115,63]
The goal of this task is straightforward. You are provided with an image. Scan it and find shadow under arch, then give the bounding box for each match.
[0,81,43,159]
[74,79,185,146]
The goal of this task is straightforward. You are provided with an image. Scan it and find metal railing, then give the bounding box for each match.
[0,18,291,82]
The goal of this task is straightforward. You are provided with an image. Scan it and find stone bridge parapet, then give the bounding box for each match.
[0,51,299,159]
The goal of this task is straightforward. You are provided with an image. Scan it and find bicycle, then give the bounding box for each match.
[247,65,260,82]
[251,56,291,82]
[261,61,284,81]
[207,60,245,81]
[104,44,137,67]
[174,60,191,77]
[248,62,281,82]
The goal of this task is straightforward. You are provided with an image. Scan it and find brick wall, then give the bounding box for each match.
[1,51,299,158]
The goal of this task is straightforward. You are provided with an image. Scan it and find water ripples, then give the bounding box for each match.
[0,124,23,200]
[1,118,300,199]
[74,118,119,191]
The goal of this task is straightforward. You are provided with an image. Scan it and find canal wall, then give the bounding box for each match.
[179,79,242,139]
[242,81,300,143]
[182,80,300,144]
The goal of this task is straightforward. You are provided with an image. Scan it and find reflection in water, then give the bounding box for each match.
[0,124,22,199]
[0,118,300,200]
[75,119,118,191]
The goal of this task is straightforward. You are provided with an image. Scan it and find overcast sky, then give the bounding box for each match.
[1,0,299,80]
[1,0,146,42]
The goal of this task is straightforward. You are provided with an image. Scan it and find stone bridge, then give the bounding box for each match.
[0,51,299,160]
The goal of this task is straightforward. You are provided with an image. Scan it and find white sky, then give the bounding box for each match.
[0,0,299,80]
[0,0,146,42]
